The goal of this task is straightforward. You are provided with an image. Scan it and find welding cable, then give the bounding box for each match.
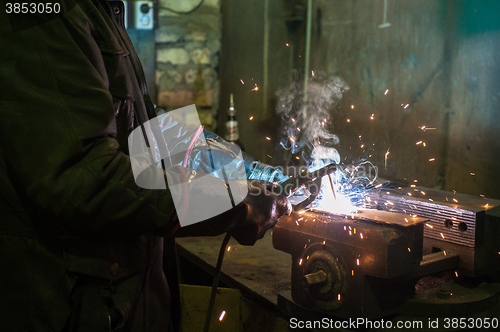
[183,125,204,167]
[203,232,232,332]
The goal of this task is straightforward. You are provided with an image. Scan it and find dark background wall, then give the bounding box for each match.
[218,0,500,199]
[141,0,500,199]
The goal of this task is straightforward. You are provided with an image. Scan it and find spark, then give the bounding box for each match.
[312,71,315,76]
[266,155,272,158]
[429,158,435,161]
[295,156,300,160]
[485,204,490,209]
[299,258,303,265]
[429,198,434,201]
[405,218,408,223]
[356,259,360,266]
[408,248,411,252]
[360,144,364,148]
[440,232,445,239]
[352,270,354,276]
[351,105,355,109]
[416,141,423,145]
[304,244,307,249]
[411,184,416,188]
[227,246,231,251]
[295,220,299,226]
[374,183,383,189]
[455,271,459,277]
[384,147,390,169]
[470,172,475,176]
[338,294,341,301]
[370,114,374,120]
[423,142,426,147]
[219,311,226,321]
[250,84,259,91]
[240,79,245,84]
[249,116,254,120]
[297,127,301,131]
[453,198,458,203]
[360,233,363,239]
[426,223,433,228]
[285,43,289,46]
[421,191,426,195]
[443,250,447,256]
[404,104,409,109]
[322,240,326,245]
[384,89,389,95]
[291,118,295,122]
[347,118,350,123]
[266,137,271,140]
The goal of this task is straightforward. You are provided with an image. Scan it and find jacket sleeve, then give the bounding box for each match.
[0,2,178,236]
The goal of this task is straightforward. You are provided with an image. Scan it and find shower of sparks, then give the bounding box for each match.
[219,311,226,321]
[384,89,389,95]
[240,79,245,84]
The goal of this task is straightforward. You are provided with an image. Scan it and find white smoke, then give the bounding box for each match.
[275,71,349,167]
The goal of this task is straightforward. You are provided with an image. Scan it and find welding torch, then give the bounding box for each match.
[272,163,337,212]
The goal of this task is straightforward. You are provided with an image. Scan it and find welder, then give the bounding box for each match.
[0,1,291,331]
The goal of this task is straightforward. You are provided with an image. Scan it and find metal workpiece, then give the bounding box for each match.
[372,187,500,277]
[272,209,428,318]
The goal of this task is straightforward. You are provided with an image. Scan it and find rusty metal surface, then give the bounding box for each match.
[372,188,500,277]
[175,232,292,306]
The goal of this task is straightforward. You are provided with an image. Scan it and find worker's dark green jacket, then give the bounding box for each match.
[0,1,179,330]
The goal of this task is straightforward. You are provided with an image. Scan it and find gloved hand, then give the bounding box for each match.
[228,179,292,245]
[174,179,291,245]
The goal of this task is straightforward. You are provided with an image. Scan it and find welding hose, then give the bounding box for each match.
[203,232,232,332]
